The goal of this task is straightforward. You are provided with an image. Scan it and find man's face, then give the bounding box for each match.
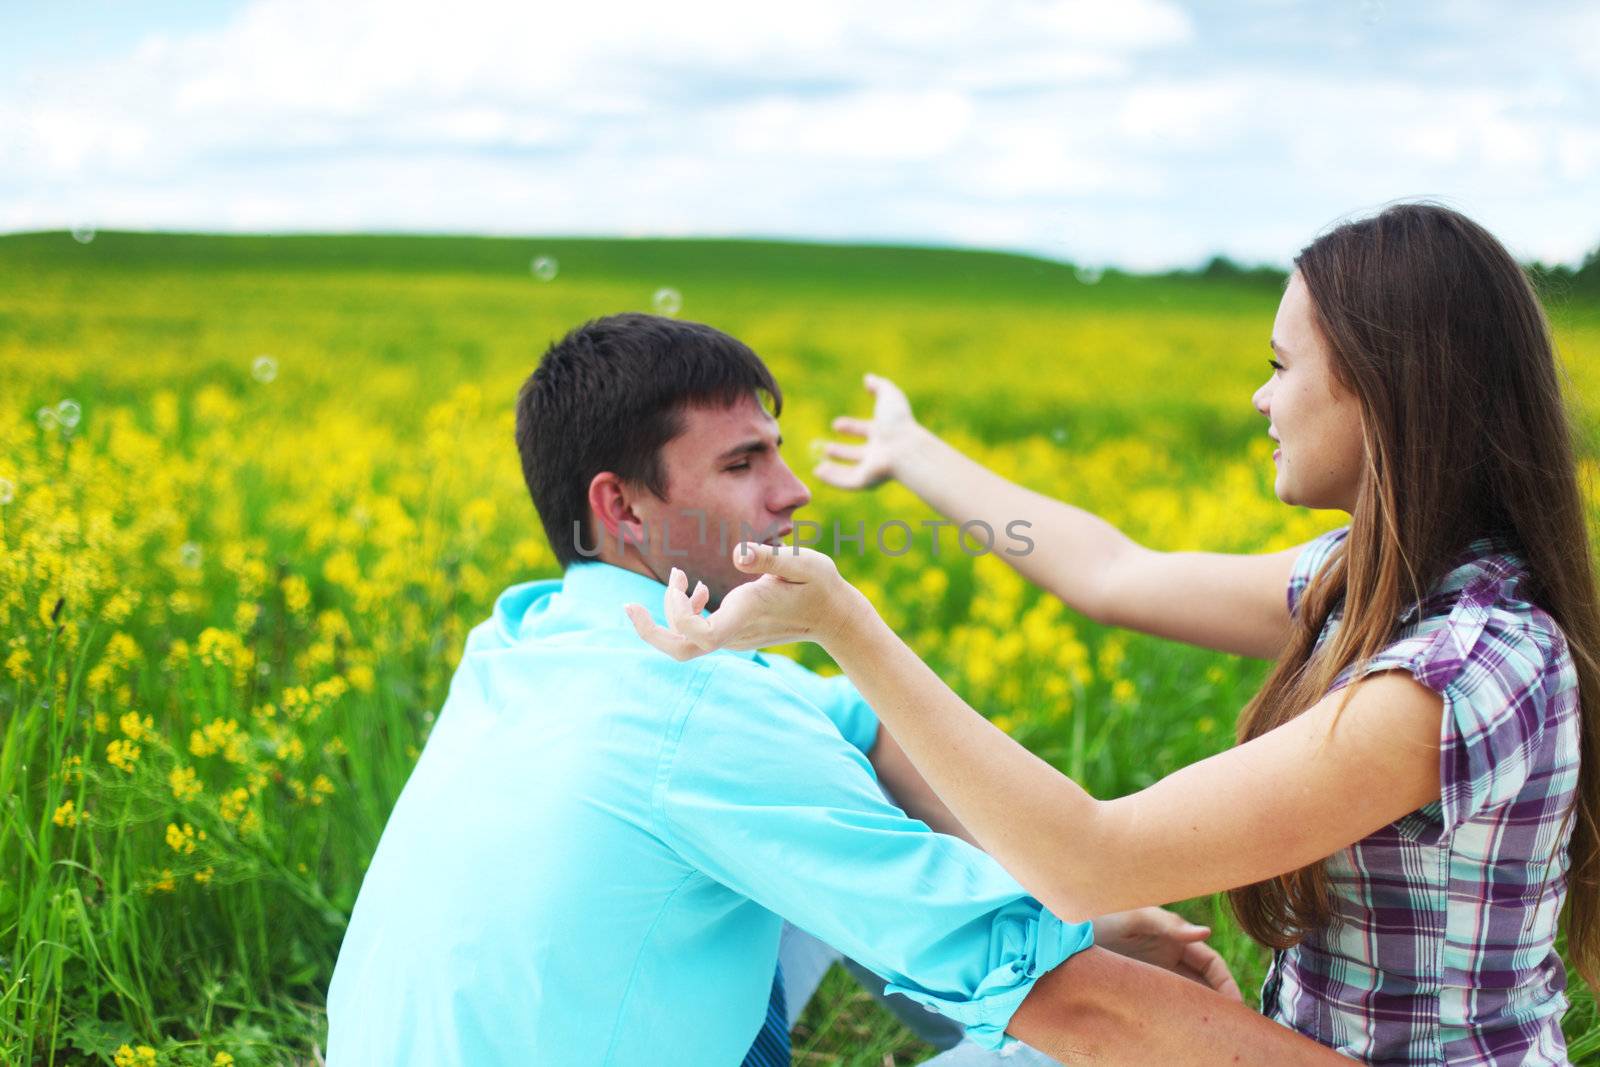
[628,392,811,607]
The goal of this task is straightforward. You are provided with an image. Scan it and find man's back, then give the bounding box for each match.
[326,562,1090,1066]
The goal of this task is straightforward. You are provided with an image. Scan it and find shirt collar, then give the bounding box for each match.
[561,561,679,627]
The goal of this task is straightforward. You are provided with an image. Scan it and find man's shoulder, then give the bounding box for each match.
[751,649,859,701]
[678,652,840,725]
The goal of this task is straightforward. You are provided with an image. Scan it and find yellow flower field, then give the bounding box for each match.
[2,232,1598,1064]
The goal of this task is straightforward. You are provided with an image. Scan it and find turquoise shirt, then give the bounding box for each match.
[325,562,1091,1066]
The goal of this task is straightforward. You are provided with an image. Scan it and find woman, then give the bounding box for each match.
[626,202,1600,1065]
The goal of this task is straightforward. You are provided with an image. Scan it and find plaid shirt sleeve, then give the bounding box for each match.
[1340,575,1557,833]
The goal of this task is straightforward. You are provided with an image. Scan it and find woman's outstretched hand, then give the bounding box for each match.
[625,543,862,661]
[813,373,922,490]
[1091,907,1242,1000]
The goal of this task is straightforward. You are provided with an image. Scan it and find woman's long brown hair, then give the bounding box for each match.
[1227,201,1600,987]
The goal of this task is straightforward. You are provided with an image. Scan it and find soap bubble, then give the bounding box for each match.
[0,478,13,505]
[70,224,96,244]
[56,399,82,430]
[1074,266,1103,285]
[652,287,683,316]
[37,407,59,431]
[1051,427,1068,444]
[531,256,558,282]
[251,355,279,383]
[180,542,203,569]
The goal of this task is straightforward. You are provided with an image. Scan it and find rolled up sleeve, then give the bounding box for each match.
[653,658,1092,1051]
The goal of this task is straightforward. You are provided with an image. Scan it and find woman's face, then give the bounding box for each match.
[1252,270,1367,513]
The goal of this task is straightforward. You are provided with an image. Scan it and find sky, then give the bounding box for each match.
[2,0,1597,271]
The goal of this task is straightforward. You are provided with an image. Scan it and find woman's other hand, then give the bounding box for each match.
[814,373,922,490]
[625,543,864,661]
[1090,907,1242,1000]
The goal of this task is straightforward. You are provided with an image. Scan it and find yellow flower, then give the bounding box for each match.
[119,711,154,741]
[189,717,248,763]
[106,738,141,773]
[164,822,200,854]
[149,870,176,894]
[52,799,78,827]
[219,787,250,824]
[113,1046,150,1067]
[194,866,215,886]
[168,765,203,801]
[213,1053,234,1067]
[102,590,137,624]
[196,627,231,666]
[232,601,260,631]
[4,647,31,680]
[346,662,375,693]
[323,550,361,589]
[1097,635,1128,675]
[281,573,311,614]
[1111,678,1137,705]
[60,753,83,784]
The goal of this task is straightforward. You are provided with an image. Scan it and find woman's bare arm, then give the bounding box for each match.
[629,551,1442,924]
[819,375,1305,660]
[824,593,1441,922]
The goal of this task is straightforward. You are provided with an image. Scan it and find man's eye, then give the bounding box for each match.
[725,462,751,472]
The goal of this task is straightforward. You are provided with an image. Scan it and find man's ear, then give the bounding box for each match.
[587,471,646,548]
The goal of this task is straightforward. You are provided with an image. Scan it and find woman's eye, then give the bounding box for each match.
[1268,359,1284,372]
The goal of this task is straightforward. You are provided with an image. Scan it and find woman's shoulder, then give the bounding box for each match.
[1290,526,1567,656]
[1369,540,1567,687]
[1348,546,1578,830]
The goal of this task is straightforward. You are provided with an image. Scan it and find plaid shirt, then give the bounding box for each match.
[1261,525,1581,1064]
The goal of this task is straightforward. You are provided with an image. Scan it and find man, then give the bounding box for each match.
[325,314,1349,1065]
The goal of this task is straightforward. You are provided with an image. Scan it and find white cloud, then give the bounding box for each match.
[1,0,1596,269]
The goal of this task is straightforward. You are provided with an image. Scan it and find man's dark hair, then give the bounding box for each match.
[515,313,783,568]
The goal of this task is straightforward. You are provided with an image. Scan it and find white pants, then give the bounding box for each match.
[778,921,1065,1066]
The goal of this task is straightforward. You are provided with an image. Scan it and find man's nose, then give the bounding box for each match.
[771,458,811,514]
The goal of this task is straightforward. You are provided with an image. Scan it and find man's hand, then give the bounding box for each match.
[1090,907,1240,999]
[813,373,921,490]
